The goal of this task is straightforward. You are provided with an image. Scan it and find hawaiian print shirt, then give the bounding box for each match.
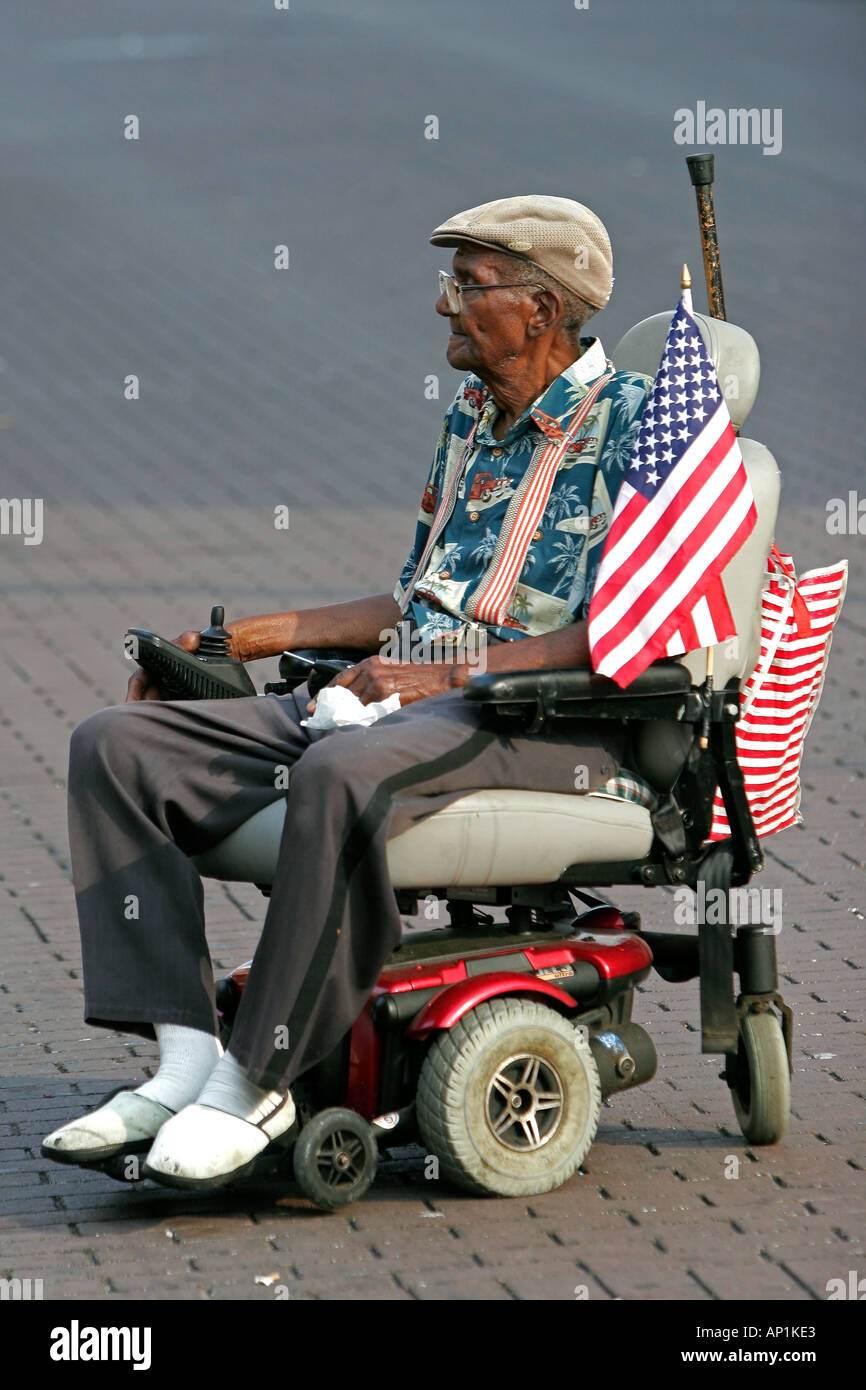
[394,338,652,644]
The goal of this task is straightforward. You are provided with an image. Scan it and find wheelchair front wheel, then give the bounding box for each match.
[417,997,601,1197]
[292,1108,378,1211]
[729,1009,790,1145]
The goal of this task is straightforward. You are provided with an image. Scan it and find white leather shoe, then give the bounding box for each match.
[143,1093,297,1191]
[41,1089,174,1167]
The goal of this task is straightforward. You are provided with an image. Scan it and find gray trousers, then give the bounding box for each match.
[68,686,626,1091]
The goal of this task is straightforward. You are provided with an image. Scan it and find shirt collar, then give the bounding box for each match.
[476,337,610,447]
[565,335,608,386]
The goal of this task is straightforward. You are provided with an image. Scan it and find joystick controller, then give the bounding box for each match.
[126,605,257,700]
[196,606,235,658]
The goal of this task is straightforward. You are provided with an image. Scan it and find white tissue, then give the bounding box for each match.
[301,685,401,730]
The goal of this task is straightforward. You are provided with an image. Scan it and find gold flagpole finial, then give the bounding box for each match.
[680,262,693,314]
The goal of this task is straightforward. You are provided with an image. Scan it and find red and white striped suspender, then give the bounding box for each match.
[466,372,611,627]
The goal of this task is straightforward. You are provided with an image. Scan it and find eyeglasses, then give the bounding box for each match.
[437,269,544,316]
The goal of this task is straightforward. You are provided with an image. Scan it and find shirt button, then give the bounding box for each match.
[469,510,480,522]
[532,528,543,541]
[439,569,451,580]
[491,446,504,457]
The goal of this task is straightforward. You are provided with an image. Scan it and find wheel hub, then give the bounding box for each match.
[316,1130,366,1188]
[486,1052,564,1152]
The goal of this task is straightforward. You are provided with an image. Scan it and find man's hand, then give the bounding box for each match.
[307,655,462,713]
[124,630,209,703]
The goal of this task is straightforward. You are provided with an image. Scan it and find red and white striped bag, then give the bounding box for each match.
[709,545,848,840]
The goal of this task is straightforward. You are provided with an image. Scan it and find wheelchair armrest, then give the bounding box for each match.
[464,661,692,704]
[463,661,697,726]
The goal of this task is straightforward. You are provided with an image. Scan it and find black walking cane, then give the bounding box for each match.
[687,152,725,751]
[686,152,726,320]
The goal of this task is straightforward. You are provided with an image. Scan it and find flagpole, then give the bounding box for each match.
[680,261,715,748]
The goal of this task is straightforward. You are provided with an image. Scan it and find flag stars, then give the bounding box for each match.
[625,305,730,500]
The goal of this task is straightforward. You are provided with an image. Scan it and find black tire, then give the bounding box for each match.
[292,1108,378,1210]
[730,1010,790,1145]
[417,997,601,1197]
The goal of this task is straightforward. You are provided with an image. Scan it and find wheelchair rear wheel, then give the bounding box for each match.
[729,1009,790,1145]
[417,997,601,1197]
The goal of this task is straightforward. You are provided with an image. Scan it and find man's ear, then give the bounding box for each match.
[525,288,561,338]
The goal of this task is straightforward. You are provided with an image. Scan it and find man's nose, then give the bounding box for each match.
[436,299,464,335]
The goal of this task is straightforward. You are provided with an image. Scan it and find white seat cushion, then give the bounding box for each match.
[191,790,654,890]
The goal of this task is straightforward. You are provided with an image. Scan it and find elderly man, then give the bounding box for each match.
[43,195,651,1188]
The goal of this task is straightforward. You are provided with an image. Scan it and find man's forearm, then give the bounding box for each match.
[449,619,591,685]
[227,593,402,663]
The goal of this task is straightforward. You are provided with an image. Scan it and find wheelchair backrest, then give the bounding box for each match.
[612,312,780,692]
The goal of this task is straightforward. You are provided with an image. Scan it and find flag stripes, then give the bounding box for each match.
[709,550,848,839]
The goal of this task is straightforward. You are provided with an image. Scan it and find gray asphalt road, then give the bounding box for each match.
[1,0,864,524]
[0,0,863,1305]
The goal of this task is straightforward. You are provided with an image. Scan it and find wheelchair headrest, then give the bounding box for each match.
[612,312,760,432]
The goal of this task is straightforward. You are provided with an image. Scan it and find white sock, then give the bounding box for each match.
[136,1023,224,1113]
[195,1051,288,1124]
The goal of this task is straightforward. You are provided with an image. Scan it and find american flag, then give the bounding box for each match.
[588,297,757,687]
[708,549,848,839]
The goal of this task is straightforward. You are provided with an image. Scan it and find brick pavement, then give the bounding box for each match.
[0,0,864,1302]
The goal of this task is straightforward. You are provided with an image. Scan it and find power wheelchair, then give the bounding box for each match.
[140,313,789,1210]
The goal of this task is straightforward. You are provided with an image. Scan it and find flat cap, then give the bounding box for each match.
[430,194,613,310]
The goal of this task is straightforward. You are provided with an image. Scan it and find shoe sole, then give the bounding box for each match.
[141,1156,260,1192]
[40,1135,155,1169]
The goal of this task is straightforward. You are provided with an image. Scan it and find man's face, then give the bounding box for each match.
[436,246,536,379]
